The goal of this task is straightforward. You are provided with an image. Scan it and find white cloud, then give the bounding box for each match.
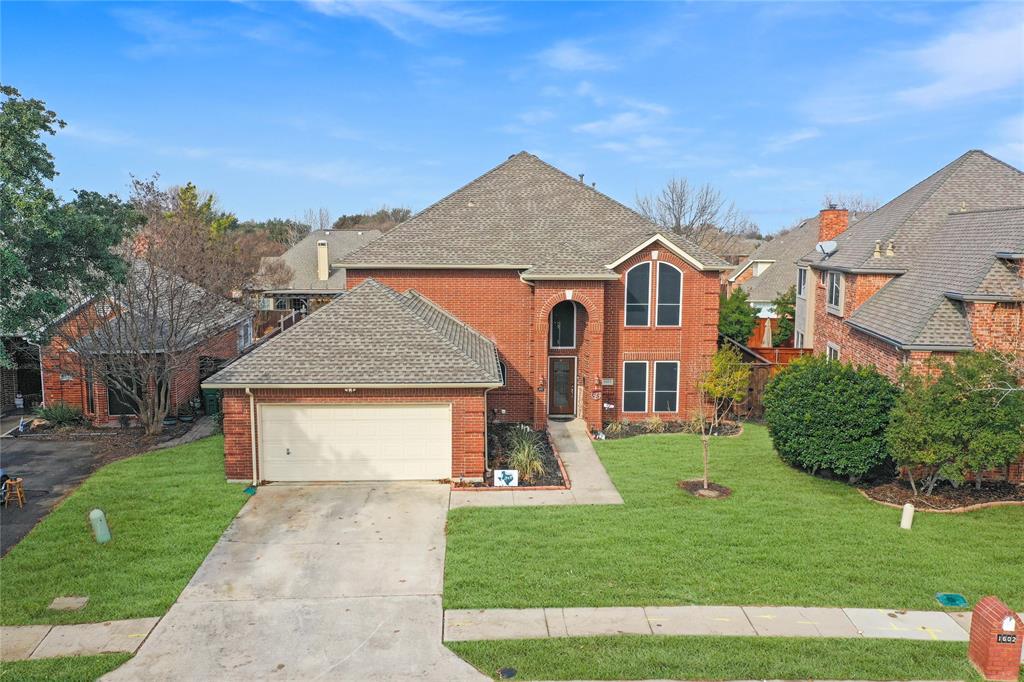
[536,40,614,72]
[305,1,501,41]
[989,113,1024,165]
[763,128,821,153]
[62,124,138,146]
[573,112,651,136]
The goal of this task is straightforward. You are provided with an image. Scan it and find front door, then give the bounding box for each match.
[548,357,576,416]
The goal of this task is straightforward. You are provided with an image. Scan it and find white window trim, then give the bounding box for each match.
[624,262,652,328]
[622,360,649,413]
[795,330,805,348]
[547,355,578,417]
[827,342,841,361]
[826,271,844,316]
[655,262,683,328]
[797,268,807,299]
[549,300,577,349]
[653,360,680,413]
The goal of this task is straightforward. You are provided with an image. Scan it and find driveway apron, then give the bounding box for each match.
[105,482,483,681]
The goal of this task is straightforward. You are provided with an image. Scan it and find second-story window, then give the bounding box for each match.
[827,271,843,311]
[656,262,682,326]
[550,300,576,348]
[625,262,651,326]
[797,268,807,297]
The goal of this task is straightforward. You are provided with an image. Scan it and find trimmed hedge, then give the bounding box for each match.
[763,355,898,481]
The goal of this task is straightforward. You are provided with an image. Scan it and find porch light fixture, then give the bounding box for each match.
[344,388,357,393]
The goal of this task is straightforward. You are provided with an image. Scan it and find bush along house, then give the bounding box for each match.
[204,152,731,484]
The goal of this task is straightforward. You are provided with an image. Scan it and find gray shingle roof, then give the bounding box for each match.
[800,150,1024,272]
[258,229,383,293]
[732,214,864,303]
[203,278,502,387]
[340,152,730,277]
[846,206,1024,349]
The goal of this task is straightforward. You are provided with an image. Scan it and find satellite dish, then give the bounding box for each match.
[816,240,838,256]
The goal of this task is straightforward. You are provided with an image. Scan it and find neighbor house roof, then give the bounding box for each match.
[846,206,1024,350]
[730,213,864,303]
[203,278,502,387]
[339,152,730,278]
[257,229,383,293]
[799,150,1024,273]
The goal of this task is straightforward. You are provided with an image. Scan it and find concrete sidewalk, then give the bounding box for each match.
[445,605,1024,654]
[450,419,623,508]
[1,618,160,661]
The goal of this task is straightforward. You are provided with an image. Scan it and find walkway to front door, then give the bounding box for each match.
[104,483,483,681]
[548,356,576,416]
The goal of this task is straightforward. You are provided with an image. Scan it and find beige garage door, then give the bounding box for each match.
[259,404,452,481]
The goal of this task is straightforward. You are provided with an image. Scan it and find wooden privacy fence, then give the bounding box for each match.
[720,335,813,419]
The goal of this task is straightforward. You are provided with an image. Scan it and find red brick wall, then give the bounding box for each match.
[220,387,487,481]
[818,208,849,241]
[967,301,1024,353]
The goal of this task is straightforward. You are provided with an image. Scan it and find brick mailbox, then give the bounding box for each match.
[969,596,1022,681]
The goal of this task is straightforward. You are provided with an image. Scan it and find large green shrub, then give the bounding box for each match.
[504,426,547,483]
[763,355,898,481]
[34,401,85,427]
[887,352,1024,494]
[718,288,757,343]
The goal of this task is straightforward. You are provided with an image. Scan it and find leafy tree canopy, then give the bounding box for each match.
[332,206,411,231]
[718,288,757,343]
[771,285,796,347]
[0,85,142,363]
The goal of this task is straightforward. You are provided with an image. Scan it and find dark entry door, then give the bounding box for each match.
[548,357,575,416]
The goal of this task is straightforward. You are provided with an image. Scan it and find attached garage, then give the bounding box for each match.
[259,404,452,481]
[203,280,503,484]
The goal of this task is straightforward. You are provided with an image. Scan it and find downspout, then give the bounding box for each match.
[245,387,257,486]
[483,386,497,476]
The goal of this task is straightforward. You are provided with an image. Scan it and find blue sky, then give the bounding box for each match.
[4,1,1022,232]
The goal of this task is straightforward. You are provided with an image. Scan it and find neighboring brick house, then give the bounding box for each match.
[204,152,731,483]
[729,212,862,347]
[794,150,1023,482]
[41,269,253,427]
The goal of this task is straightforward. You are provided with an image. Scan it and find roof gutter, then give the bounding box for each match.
[201,381,504,390]
[944,291,1022,303]
[844,319,973,353]
[803,263,906,276]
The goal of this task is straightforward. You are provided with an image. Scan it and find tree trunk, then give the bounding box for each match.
[701,433,710,489]
[906,468,918,496]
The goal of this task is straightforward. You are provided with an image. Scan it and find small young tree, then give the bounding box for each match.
[700,346,751,433]
[887,352,1024,494]
[770,286,796,347]
[718,288,757,343]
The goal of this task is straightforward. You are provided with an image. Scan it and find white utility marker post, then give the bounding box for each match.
[899,502,915,530]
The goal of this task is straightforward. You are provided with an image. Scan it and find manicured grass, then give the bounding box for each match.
[0,436,247,625]
[445,425,1024,610]
[447,636,1004,681]
[0,654,131,682]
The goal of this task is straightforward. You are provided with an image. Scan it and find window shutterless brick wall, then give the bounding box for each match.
[220,387,487,481]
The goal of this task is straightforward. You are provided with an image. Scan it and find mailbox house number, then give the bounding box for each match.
[996,634,1017,644]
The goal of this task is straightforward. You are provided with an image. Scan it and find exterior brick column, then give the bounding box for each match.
[969,596,1023,681]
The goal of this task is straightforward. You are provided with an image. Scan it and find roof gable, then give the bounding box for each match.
[258,229,383,293]
[340,152,730,277]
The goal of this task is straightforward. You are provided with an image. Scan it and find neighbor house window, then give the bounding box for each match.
[85,367,95,414]
[797,268,807,298]
[656,262,682,326]
[622,361,648,413]
[653,361,679,412]
[625,262,651,326]
[238,321,253,352]
[826,271,843,313]
[550,300,576,348]
[795,330,805,348]
[827,343,840,361]
[498,360,507,386]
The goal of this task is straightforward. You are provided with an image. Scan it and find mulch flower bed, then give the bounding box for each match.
[860,480,1024,511]
[601,420,741,440]
[678,480,733,499]
[455,423,566,489]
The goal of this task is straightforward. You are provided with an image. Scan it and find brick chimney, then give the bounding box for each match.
[316,240,329,281]
[818,205,849,242]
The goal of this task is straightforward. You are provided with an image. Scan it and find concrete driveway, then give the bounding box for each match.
[105,483,484,681]
[0,438,94,555]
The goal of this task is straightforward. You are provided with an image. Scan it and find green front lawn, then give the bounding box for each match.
[0,654,132,682]
[445,425,1024,610]
[448,636,998,681]
[0,436,247,625]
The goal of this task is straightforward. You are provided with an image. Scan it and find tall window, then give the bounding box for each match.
[653,361,679,412]
[827,271,842,311]
[656,262,682,326]
[498,360,507,386]
[550,300,576,348]
[622,361,648,412]
[797,268,807,297]
[827,343,841,362]
[625,263,650,326]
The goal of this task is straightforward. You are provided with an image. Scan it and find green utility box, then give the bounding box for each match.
[202,388,221,416]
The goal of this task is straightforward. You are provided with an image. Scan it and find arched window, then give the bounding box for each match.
[625,262,650,326]
[498,360,508,386]
[656,262,682,326]
[550,300,576,348]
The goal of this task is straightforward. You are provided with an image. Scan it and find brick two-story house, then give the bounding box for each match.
[795,150,1023,377]
[204,152,731,483]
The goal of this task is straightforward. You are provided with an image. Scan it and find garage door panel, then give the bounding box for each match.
[259,404,452,482]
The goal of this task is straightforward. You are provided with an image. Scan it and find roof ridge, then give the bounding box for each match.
[946,205,1024,216]
[398,289,499,379]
